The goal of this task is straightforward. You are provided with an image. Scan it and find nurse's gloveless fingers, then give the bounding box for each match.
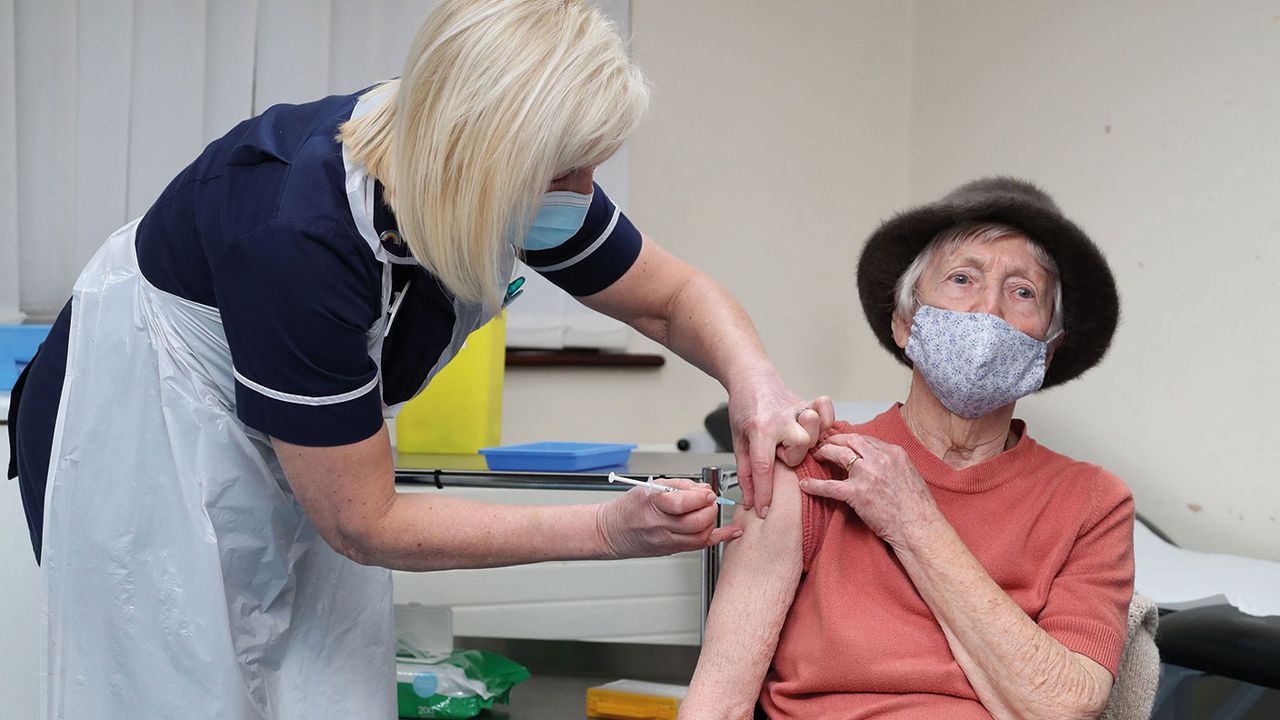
[777,410,816,467]
[811,396,836,430]
[800,405,826,441]
[746,426,777,518]
[778,397,836,468]
[733,441,755,510]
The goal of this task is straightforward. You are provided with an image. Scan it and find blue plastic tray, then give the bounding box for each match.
[478,442,636,471]
[0,325,52,392]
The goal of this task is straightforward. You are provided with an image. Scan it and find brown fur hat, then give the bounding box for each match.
[857,177,1119,389]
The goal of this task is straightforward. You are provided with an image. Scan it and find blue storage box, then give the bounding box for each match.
[478,442,636,471]
[0,325,52,392]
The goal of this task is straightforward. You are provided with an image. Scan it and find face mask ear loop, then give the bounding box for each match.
[541,190,594,208]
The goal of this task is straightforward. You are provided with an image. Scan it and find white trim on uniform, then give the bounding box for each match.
[233,369,378,407]
[525,207,620,273]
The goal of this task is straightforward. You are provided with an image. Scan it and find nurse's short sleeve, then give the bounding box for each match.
[1037,471,1135,677]
[521,183,642,296]
[214,218,384,447]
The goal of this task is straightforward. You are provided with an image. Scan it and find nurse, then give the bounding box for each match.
[7,0,831,718]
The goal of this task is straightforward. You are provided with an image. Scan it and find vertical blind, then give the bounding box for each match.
[0,0,633,351]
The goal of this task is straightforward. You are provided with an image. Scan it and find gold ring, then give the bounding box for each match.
[845,453,862,473]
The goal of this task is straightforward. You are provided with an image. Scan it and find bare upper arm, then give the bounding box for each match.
[575,234,697,337]
[271,424,396,563]
[681,464,805,719]
[722,462,804,570]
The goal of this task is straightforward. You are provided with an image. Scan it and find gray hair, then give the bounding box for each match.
[893,222,1065,340]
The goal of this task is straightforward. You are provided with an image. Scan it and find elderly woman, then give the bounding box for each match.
[681,178,1132,720]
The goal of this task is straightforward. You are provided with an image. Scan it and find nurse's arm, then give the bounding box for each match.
[273,426,737,570]
[578,235,772,385]
[579,234,832,516]
[679,465,804,720]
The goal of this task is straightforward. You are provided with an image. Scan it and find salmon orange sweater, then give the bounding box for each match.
[761,406,1134,719]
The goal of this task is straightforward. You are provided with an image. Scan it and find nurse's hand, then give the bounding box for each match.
[730,380,834,518]
[596,478,743,559]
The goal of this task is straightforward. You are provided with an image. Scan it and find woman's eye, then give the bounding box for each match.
[950,274,970,285]
[1014,287,1036,299]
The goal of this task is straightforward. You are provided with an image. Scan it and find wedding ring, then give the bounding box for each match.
[845,453,862,474]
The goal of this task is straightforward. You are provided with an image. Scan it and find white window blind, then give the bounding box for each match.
[0,0,633,353]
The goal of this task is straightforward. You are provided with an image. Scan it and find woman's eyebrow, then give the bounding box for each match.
[943,254,987,270]
[1003,264,1048,285]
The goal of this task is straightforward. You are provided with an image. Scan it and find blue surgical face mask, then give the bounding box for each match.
[515,190,593,251]
[905,305,1056,419]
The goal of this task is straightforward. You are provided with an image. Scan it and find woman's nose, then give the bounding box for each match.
[974,286,1002,316]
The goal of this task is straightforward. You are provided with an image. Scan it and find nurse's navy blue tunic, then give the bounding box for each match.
[7,88,642,562]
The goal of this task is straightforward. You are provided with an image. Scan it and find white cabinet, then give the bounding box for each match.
[0,409,41,720]
[392,485,707,645]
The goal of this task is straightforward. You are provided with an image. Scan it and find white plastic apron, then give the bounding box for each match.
[40,179,509,717]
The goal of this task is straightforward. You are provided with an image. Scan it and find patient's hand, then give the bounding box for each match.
[805,436,1116,720]
[804,433,942,552]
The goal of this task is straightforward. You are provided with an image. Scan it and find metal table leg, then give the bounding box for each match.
[700,465,723,645]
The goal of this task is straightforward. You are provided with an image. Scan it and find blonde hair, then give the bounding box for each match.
[340,0,649,308]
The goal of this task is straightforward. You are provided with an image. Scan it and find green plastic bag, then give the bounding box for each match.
[396,649,531,719]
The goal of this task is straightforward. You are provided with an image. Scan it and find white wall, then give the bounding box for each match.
[505,1,1279,562]
[502,0,914,445]
[902,0,1280,561]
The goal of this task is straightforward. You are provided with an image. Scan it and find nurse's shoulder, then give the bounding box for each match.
[136,90,380,307]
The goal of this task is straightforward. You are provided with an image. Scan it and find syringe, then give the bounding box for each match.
[607,472,736,506]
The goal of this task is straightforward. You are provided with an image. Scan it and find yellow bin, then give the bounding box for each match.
[395,313,505,454]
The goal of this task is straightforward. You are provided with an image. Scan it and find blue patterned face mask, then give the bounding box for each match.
[905,305,1053,419]
[515,190,593,251]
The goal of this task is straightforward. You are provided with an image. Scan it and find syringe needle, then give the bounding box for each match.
[607,473,735,506]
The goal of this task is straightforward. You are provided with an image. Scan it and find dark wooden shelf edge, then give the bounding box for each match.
[505,349,666,368]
